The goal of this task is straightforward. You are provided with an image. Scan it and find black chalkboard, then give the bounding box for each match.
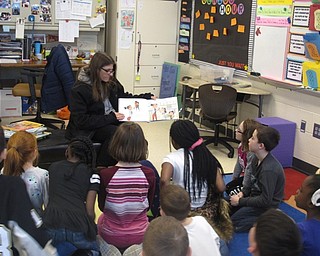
[192,0,253,71]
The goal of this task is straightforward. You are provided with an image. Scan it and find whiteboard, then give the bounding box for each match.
[252,25,289,81]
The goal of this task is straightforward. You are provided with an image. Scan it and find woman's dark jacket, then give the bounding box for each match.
[65,79,152,139]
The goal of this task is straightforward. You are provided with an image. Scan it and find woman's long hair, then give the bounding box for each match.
[170,120,223,199]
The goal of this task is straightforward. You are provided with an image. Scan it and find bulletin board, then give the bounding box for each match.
[191,0,254,71]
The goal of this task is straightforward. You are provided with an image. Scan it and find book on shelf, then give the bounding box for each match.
[118,96,179,122]
[2,120,51,140]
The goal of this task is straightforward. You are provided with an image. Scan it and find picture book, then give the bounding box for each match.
[118,97,179,122]
[2,120,44,133]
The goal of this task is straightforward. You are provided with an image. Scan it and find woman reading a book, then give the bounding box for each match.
[66,52,154,167]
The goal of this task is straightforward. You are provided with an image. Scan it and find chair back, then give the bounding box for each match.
[199,83,237,120]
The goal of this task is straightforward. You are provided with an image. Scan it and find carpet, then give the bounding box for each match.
[284,168,308,200]
[228,202,306,256]
[223,173,307,256]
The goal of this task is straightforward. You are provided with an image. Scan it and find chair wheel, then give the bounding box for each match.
[228,152,234,158]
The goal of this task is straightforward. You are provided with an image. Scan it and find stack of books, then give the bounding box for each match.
[2,120,51,139]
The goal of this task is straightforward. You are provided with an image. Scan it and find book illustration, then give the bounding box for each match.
[2,120,44,133]
[118,97,179,122]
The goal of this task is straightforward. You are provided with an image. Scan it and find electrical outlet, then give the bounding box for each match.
[300,120,306,133]
[313,123,320,139]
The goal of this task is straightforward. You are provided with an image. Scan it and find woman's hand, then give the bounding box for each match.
[114,112,125,120]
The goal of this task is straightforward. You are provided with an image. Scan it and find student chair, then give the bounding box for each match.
[12,68,65,130]
[198,83,238,158]
[12,44,75,130]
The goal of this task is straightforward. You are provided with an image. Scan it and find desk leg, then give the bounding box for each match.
[182,84,186,119]
[258,95,263,117]
[191,89,196,122]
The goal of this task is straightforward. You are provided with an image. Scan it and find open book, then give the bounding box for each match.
[118,97,179,122]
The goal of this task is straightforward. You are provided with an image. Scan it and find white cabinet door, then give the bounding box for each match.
[136,0,178,44]
[135,44,176,66]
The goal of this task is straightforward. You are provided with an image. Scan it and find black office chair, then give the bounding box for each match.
[12,44,74,130]
[12,68,65,130]
[199,83,238,158]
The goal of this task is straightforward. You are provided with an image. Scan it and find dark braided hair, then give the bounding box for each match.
[170,120,223,199]
[65,136,97,180]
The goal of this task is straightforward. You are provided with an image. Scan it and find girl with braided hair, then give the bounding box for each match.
[43,136,100,256]
[161,120,233,241]
[2,131,49,216]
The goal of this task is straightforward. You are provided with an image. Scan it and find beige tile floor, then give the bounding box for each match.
[1,116,238,174]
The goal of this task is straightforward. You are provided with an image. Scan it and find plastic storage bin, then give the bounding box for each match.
[200,64,235,84]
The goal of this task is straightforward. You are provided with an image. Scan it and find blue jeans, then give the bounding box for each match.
[231,206,266,232]
[46,228,100,256]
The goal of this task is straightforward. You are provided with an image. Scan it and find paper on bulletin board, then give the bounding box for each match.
[257,0,293,5]
[252,25,289,80]
[71,0,92,16]
[59,20,79,42]
[55,0,86,20]
[256,5,292,16]
[286,59,303,82]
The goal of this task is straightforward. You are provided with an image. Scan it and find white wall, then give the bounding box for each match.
[179,63,320,169]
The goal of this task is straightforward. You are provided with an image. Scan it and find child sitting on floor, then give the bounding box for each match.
[160,184,225,256]
[294,174,320,256]
[43,136,100,255]
[98,122,156,253]
[248,208,301,256]
[230,126,285,232]
[2,131,49,216]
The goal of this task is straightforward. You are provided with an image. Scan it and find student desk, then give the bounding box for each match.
[179,78,271,120]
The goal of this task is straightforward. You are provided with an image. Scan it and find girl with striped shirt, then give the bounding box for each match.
[98,122,156,253]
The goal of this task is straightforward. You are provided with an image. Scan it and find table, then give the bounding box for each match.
[0,59,86,69]
[179,78,271,120]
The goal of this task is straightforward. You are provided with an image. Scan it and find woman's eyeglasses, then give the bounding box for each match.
[235,127,243,134]
[101,68,114,74]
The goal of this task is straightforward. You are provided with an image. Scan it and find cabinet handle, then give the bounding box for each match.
[151,75,159,79]
[152,54,160,58]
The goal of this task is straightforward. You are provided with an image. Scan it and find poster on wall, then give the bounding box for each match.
[292,6,310,27]
[286,59,303,82]
[191,0,253,71]
[289,33,305,55]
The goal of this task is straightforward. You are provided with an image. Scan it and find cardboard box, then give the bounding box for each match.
[0,89,22,117]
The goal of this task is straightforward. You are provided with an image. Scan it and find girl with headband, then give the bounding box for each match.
[161,119,233,242]
[295,174,320,255]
